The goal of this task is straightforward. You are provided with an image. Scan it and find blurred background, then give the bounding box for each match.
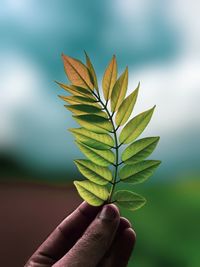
[0,0,200,266]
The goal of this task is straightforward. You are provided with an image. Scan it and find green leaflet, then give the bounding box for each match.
[56,82,95,99]
[65,104,107,118]
[114,190,146,211]
[76,141,115,167]
[73,114,113,134]
[74,180,109,206]
[102,55,117,101]
[111,67,128,113]
[69,128,114,150]
[119,106,155,144]
[62,54,94,90]
[85,51,98,91]
[122,137,160,164]
[59,52,161,211]
[115,83,139,126]
[74,159,112,185]
[73,134,110,150]
[119,160,161,184]
[59,95,101,108]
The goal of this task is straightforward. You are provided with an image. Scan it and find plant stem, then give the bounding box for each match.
[91,90,119,203]
[108,123,118,202]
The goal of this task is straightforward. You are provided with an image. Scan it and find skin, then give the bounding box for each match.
[25,202,136,267]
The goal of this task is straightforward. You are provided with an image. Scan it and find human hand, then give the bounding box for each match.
[25,202,136,267]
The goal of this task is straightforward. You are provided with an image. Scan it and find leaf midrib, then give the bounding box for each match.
[121,109,153,144]
[78,183,107,201]
[117,88,138,126]
[124,140,157,161]
[76,161,110,182]
[106,58,115,99]
[121,162,160,180]
[77,142,114,164]
[115,72,127,110]
[65,57,92,89]
[70,129,113,147]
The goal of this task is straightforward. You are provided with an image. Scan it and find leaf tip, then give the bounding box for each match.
[73,159,79,165]
[134,82,140,94]
[84,50,88,56]
[125,66,129,78]
[149,105,156,114]
[61,53,66,60]
[62,53,71,63]
[58,95,63,100]
[73,180,79,187]
[68,128,74,133]
[54,80,60,85]
[64,104,69,109]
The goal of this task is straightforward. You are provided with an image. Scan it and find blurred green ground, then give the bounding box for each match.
[119,177,200,267]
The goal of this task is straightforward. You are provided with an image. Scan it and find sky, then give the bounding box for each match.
[0,0,200,179]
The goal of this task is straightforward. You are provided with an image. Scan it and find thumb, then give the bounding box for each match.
[54,204,120,267]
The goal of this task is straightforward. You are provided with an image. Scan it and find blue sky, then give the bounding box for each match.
[0,0,200,178]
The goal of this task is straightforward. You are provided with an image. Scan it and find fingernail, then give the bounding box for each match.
[98,204,119,221]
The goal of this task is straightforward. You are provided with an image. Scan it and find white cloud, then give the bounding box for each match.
[0,51,71,169]
[0,51,41,149]
[128,55,200,138]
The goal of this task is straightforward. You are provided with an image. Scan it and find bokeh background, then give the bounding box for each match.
[0,1,200,266]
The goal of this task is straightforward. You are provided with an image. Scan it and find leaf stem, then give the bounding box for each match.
[96,88,100,98]
[108,121,118,202]
[90,90,119,203]
[117,142,123,148]
[115,125,120,131]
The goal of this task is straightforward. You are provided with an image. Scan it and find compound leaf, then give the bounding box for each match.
[111,67,128,113]
[74,180,109,206]
[122,137,160,164]
[58,53,161,211]
[115,83,139,126]
[75,159,112,185]
[119,160,161,184]
[73,114,113,134]
[102,55,117,101]
[119,106,155,144]
[62,54,94,90]
[69,128,114,150]
[114,190,146,211]
[76,141,115,167]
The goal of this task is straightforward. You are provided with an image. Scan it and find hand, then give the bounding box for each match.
[25,202,136,267]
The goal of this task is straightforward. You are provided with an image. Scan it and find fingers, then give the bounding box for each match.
[26,202,101,266]
[99,217,136,267]
[54,204,120,267]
